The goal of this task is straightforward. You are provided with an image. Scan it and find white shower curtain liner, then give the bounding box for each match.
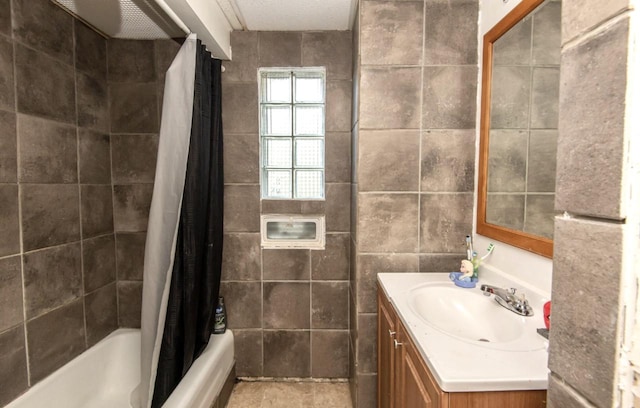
[134,33,197,408]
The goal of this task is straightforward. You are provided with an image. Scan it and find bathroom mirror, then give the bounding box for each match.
[477,0,561,258]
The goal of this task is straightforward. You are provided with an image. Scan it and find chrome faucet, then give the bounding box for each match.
[480,284,534,317]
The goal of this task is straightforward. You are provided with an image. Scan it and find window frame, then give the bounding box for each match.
[258,67,327,200]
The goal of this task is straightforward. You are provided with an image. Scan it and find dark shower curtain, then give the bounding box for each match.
[151,41,224,408]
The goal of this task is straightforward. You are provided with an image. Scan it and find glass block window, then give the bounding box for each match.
[260,68,326,199]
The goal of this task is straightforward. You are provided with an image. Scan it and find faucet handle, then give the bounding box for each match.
[508,288,517,295]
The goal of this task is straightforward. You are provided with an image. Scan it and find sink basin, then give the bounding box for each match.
[408,283,528,345]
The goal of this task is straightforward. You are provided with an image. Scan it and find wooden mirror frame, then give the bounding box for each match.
[477,0,554,258]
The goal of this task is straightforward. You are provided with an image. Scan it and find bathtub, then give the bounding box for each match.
[6,329,235,408]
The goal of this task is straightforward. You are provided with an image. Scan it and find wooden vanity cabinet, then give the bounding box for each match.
[377,283,547,408]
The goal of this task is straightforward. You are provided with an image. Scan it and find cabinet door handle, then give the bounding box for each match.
[394,339,403,349]
[388,330,396,338]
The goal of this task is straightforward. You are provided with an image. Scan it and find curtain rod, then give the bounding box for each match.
[154,0,191,35]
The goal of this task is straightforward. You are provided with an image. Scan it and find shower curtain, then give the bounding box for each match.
[136,34,224,408]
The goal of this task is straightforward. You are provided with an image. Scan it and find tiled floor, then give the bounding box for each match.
[226,381,353,408]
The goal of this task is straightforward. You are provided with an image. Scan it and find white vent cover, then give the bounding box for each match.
[53,0,185,39]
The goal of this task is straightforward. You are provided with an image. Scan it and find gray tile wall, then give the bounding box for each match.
[0,1,116,404]
[107,38,180,329]
[0,0,180,403]
[220,31,352,380]
[548,1,637,407]
[488,1,560,240]
[350,0,478,406]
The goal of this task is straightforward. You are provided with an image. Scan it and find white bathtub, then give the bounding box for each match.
[6,329,235,408]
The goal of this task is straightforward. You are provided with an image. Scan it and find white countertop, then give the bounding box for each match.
[378,272,549,392]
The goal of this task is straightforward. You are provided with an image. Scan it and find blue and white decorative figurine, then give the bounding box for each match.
[449,259,478,288]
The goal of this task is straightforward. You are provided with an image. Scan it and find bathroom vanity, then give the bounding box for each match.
[377,273,548,408]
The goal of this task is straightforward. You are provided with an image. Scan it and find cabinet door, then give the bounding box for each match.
[396,323,447,408]
[378,288,396,408]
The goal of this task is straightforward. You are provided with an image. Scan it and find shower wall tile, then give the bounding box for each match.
[81,185,114,238]
[0,0,10,36]
[221,233,261,281]
[82,234,116,293]
[117,281,143,328]
[15,44,76,124]
[18,115,77,183]
[223,185,260,232]
[0,184,20,256]
[108,39,156,83]
[12,0,73,65]
[423,0,478,65]
[422,66,477,129]
[223,133,259,184]
[358,130,420,192]
[263,249,310,280]
[360,1,424,66]
[23,242,82,319]
[419,193,473,253]
[154,39,181,82]
[0,325,28,407]
[221,82,259,134]
[356,254,419,314]
[76,72,109,131]
[112,184,153,232]
[0,38,14,111]
[116,232,146,281]
[311,233,350,280]
[220,282,262,329]
[111,134,159,183]
[233,329,263,377]
[224,32,258,83]
[311,282,349,329]
[325,183,351,232]
[325,132,351,183]
[358,193,419,253]
[261,199,325,214]
[0,256,23,332]
[74,20,107,80]
[85,283,118,347]
[263,330,311,377]
[78,129,111,184]
[21,184,80,251]
[0,111,17,183]
[356,373,377,408]
[27,299,86,383]
[263,282,310,329]
[326,80,352,132]
[302,31,352,80]
[311,330,349,378]
[421,130,475,192]
[258,32,302,67]
[109,83,159,134]
[555,17,628,220]
[359,67,421,129]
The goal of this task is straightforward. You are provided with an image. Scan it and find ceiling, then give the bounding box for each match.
[219,0,358,31]
[52,0,357,59]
